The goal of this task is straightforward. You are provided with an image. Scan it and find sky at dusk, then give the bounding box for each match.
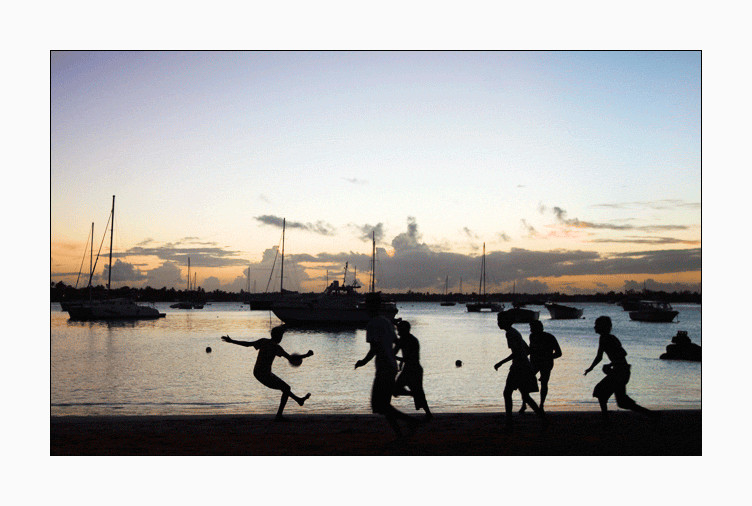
[50,50,701,294]
[17,0,752,491]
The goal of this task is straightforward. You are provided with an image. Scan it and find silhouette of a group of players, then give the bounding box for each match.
[222,293,656,434]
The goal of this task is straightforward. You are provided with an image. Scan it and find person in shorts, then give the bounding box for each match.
[222,325,312,421]
[494,313,547,430]
[519,320,562,413]
[584,316,657,423]
[393,320,432,420]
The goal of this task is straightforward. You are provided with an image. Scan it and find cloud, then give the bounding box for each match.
[102,259,147,284]
[121,243,248,268]
[145,262,184,289]
[203,276,221,291]
[391,217,431,254]
[521,219,537,237]
[592,236,701,245]
[232,247,314,293]
[592,199,701,211]
[463,227,479,239]
[511,278,550,294]
[60,216,700,294]
[255,215,336,235]
[623,278,701,293]
[350,222,385,243]
[550,206,690,232]
[497,232,511,242]
[276,218,701,293]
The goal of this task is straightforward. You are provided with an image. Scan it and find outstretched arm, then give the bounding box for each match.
[494,353,513,371]
[355,343,377,369]
[278,347,315,362]
[584,340,604,375]
[221,335,260,348]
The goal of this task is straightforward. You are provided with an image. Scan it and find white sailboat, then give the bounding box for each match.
[247,218,300,310]
[64,196,165,321]
[441,276,456,306]
[466,243,503,312]
[171,257,205,309]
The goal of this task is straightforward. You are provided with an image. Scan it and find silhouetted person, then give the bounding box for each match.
[519,320,562,413]
[584,316,656,423]
[494,313,547,430]
[393,320,432,419]
[221,325,312,421]
[355,293,417,437]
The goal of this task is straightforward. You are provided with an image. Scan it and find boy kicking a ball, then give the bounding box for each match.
[222,325,313,421]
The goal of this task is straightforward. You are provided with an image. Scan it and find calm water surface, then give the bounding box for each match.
[51,302,701,416]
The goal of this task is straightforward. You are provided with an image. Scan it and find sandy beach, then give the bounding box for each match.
[50,409,700,456]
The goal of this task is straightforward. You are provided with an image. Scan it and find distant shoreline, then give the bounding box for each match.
[51,409,701,456]
[50,282,702,305]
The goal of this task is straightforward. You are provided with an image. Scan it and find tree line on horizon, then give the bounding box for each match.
[49,280,701,304]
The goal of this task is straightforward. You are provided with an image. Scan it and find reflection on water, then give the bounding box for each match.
[51,302,701,416]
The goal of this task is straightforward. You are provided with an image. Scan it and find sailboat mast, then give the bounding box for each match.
[479,243,485,298]
[187,257,191,292]
[370,231,375,293]
[90,222,93,287]
[88,222,94,300]
[280,218,285,293]
[107,195,115,291]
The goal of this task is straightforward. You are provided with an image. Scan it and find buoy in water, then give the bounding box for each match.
[455,360,462,367]
[206,346,212,353]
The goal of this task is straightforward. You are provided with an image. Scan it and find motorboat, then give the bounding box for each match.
[272,232,397,327]
[498,305,539,323]
[272,281,397,327]
[629,301,679,322]
[466,301,503,312]
[544,302,584,320]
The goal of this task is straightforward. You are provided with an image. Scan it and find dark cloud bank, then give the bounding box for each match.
[70,216,701,294]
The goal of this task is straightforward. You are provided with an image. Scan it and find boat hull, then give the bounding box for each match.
[544,303,584,320]
[629,310,678,323]
[272,304,398,328]
[466,302,502,312]
[499,307,540,323]
[170,302,204,309]
[65,298,165,321]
